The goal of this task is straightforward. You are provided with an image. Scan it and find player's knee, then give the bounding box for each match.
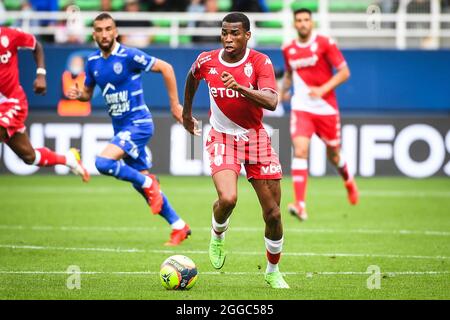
[95,156,118,176]
[294,147,308,158]
[18,149,36,165]
[327,147,340,165]
[264,206,281,225]
[219,193,237,211]
[21,153,36,165]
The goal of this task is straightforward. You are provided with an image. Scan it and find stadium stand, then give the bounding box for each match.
[1,0,449,48]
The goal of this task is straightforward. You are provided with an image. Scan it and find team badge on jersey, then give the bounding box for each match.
[310,42,318,53]
[1,36,9,48]
[244,62,253,77]
[113,62,123,74]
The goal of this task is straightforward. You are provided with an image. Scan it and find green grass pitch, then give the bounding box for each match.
[0,175,449,299]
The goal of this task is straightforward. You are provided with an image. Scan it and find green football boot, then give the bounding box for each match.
[265,271,290,289]
[209,236,226,269]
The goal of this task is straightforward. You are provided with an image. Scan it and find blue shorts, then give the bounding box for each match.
[111,122,154,171]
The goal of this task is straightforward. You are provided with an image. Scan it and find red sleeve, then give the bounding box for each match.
[281,45,292,73]
[12,28,36,50]
[191,52,209,80]
[324,38,346,70]
[255,54,277,94]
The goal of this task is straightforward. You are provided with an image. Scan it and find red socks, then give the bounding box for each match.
[291,158,308,206]
[34,147,66,167]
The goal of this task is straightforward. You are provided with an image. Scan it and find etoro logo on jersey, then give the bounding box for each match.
[209,83,254,99]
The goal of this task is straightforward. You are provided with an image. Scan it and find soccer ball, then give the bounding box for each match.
[159,255,198,290]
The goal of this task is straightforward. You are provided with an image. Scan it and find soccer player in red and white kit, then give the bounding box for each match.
[0,27,89,181]
[281,8,359,221]
[183,13,289,289]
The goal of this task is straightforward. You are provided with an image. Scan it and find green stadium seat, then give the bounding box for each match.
[178,35,192,45]
[291,0,318,12]
[255,35,283,46]
[152,20,171,27]
[218,0,232,12]
[58,0,71,10]
[266,0,283,12]
[258,20,283,28]
[152,35,192,46]
[329,0,372,12]
[4,0,22,10]
[111,0,125,11]
[75,0,101,11]
[291,0,373,13]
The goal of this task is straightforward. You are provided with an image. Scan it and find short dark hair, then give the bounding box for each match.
[94,12,115,24]
[222,12,250,32]
[294,8,312,17]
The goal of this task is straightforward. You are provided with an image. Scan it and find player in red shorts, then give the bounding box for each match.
[183,12,289,289]
[281,8,358,221]
[0,27,89,181]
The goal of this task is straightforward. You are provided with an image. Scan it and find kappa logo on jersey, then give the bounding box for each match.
[264,58,272,65]
[244,62,253,77]
[0,50,11,64]
[208,67,218,75]
[289,54,319,69]
[113,62,123,74]
[133,54,147,66]
[1,36,9,48]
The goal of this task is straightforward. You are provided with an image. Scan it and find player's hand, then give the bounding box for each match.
[182,115,202,136]
[221,71,240,90]
[33,75,47,95]
[67,83,82,100]
[171,103,183,124]
[308,86,326,98]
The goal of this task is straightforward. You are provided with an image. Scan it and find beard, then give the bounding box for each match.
[298,28,311,40]
[97,39,114,52]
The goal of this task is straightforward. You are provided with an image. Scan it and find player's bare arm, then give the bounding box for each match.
[67,83,94,102]
[281,69,293,102]
[221,71,278,111]
[151,58,183,124]
[182,71,202,136]
[32,40,46,95]
[309,65,350,98]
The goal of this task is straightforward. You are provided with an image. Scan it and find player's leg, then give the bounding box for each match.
[6,131,89,182]
[251,178,289,289]
[136,169,191,246]
[317,114,359,205]
[289,111,314,221]
[95,143,157,200]
[0,127,8,142]
[326,145,359,205]
[209,169,239,269]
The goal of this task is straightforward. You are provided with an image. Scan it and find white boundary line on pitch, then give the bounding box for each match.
[0,186,449,197]
[0,270,448,276]
[0,244,449,260]
[0,224,449,237]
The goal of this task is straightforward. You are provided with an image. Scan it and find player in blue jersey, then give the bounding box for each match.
[67,13,191,246]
